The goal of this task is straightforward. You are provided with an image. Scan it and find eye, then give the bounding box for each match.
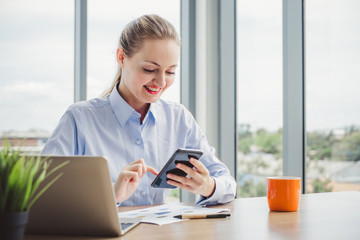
[143,68,155,73]
[166,71,175,75]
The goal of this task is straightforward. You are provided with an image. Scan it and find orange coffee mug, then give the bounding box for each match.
[267,176,301,212]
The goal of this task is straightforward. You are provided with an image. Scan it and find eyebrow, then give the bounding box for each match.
[144,61,178,68]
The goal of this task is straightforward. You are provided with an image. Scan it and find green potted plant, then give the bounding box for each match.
[0,141,67,240]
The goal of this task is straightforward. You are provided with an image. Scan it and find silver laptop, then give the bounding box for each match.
[26,156,140,237]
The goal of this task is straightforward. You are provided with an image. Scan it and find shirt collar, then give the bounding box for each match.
[109,83,157,127]
[109,83,138,127]
[147,103,157,123]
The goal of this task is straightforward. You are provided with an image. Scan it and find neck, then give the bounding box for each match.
[117,83,150,123]
[137,103,150,124]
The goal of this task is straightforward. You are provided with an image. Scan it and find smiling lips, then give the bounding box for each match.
[144,85,161,95]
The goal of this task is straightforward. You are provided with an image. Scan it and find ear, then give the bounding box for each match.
[116,48,125,67]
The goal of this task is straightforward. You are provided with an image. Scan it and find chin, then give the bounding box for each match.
[145,93,162,103]
[148,97,160,103]
[140,96,159,104]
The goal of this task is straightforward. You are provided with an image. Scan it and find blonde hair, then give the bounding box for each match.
[102,14,181,97]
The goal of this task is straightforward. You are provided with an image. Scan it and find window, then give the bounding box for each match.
[236,0,283,197]
[0,0,73,153]
[305,0,360,193]
[87,0,180,103]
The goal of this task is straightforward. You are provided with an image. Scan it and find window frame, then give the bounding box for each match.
[74,0,307,198]
[74,0,87,102]
[283,0,305,193]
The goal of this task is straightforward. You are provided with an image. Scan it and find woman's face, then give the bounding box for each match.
[118,39,180,111]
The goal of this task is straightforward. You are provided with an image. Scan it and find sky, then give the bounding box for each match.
[236,0,360,132]
[0,0,180,133]
[0,0,359,134]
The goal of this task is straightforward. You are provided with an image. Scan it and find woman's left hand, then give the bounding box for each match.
[166,158,215,198]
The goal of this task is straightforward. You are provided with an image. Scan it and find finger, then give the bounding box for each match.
[127,159,144,168]
[132,158,145,164]
[126,164,143,177]
[166,179,182,188]
[131,158,146,177]
[139,158,147,177]
[130,158,146,175]
[189,158,207,174]
[146,166,159,176]
[169,171,205,187]
[176,163,197,177]
[166,179,193,191]
[166,173,189,185]
[122,170,139,183]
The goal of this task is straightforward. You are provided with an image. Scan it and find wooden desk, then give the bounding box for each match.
[25,191,360,240]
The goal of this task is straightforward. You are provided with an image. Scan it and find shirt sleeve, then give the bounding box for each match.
[181,107,237,206]
[41,109,81,156]
[196,175,237,206]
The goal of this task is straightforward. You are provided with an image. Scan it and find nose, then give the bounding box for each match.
[155,72,166,88]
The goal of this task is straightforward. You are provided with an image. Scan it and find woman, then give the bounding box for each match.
[42,14,236,206]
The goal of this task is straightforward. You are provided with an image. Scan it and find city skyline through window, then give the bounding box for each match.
[305,0,360,193]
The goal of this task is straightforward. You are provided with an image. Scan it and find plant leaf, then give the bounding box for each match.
[29,165,47,203]
[1,138,68,212]
[8,155,25,211]
[27,172,64,210]
[45,160,69,179]
[20,157,35,211]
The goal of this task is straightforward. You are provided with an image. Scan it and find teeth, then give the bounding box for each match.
[145,86,160,92]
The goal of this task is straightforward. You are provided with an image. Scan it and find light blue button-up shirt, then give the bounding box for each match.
[42,85,236,206]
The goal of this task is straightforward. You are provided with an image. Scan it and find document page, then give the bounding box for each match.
[118,203,230,225]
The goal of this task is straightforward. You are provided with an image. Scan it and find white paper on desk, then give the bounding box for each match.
[117,203,230,225]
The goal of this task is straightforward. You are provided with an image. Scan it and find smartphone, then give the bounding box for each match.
[151,148,203,189]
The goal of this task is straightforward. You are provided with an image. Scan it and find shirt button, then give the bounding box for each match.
[141,191,146,196]
[136,139,141,145]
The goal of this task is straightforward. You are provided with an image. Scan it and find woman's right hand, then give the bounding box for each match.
[114,158,158,203]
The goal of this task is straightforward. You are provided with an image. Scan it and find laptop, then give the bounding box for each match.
[26,156,140,237]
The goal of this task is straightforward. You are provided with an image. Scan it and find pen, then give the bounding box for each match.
[173,213,231,219]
